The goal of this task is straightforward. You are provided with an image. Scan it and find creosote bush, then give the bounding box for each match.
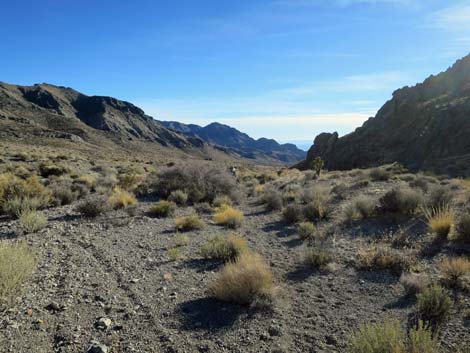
[417,284,452,325]
[379,187,423,215]
[149,200,176,218]
[200,234,249,262]
[455,214,470,243]
[148,162,237,204]
[400,272,429,297]
[175,214,204,232]
[357,245,412,276]
[76,196,109,218]
[168,190,188,206]
[0,241,37,300]
[209,252,275,305]
[108,188,138,209]
[282,203,304,225]
[19,210,47,233]
[213,205,244,229]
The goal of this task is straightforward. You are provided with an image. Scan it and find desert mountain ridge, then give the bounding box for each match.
[159,120,306,163]
[298,53,470,176]
[0,81,299,164]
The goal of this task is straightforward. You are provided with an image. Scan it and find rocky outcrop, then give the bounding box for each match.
[299,54,470,176]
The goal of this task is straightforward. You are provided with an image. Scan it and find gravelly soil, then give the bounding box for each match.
[0,173,469,353]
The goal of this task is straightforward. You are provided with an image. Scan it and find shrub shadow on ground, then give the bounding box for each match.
[177,297,245,331]
[262,221,296,238]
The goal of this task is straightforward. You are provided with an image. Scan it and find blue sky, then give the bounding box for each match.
[1,0,470,150]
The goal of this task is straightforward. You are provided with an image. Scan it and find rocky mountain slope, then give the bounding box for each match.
[299,54,470,176]
[160,121,306,163]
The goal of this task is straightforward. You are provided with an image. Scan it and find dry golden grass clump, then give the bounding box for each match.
[349,320,438,353]
[200,234,249,262]
[168,190,188,206]
[209,252,275,305]
[417,284,452,325]
[175,214,204,232]
[368,167,391,181]
[149,200,176,218]
[357,245,412,276]
[213,205,244,229]
[174,234,190,247]
[440,257,470,288]
[19,210,47,233]
[424,206,454,241]
[168,247,181,261]
[304,246,333,269]
[77,174,97,190]
[108,188,138,209]
[117,172,144,191]
[0,241,37,300]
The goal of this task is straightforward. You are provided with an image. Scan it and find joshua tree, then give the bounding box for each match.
[310,157,324,177]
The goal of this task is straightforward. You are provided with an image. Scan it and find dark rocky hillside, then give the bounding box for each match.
[160,121,306,163]
[299,54,470,176]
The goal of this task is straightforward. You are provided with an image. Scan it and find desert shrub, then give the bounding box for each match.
[50,182,77,206]
[76,174,97,190]
[409,177,429,193]
[282,203,304,224]
[331,183,349,199]
[455,214,470,243]
[168,248,181,261]
[213,206,244,229]
[304,246,332,269]
[379,187,423,215]
[117,172,143,191]
[194,202,213,214]
[297,221,316,240]
[19,210,47,233]
[174,234,190,247]
[209,252,275,305]
[200,234,249,262]
[149,200,176,218]
[168,190,188,206]
[302,186,332,221]
[349,320,405,353]
[342,202,360,223]
[38,163,68,178]
[427,186,453,209]
[440,257,470,288]
[369,168,391,181]
[175,214,204,232]
[212,195,233,208]
[344,195,376,222]
[0,241,37,300]
[0,173,51,216]
[76,196,109,218]
[400,273,429,297]
[417,284,452,325]
[148,162,237,204]
[261,188,283,211]
[424,206,454,241]
[108,188,137,209]
[408,321,439,353]
[357,246,412,276]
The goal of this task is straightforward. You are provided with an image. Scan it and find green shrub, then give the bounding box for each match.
[379,187,423,214]
[175,214,204,231]
[150,200,176,218]
[39,163,68,178]
[349,320,405,353]
[408,321,439,353]
[19,210,47,233]
[168,190,188,206]
[200,234,249,262]
[417,284,452,325]
[168,248,181,261]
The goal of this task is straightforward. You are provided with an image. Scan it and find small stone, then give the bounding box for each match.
[45,301,64,312]
[95,317,112,330]
[86,341,108,353]
[25,308,33,316]
[268,325,282,337]
[325,334,338,345]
